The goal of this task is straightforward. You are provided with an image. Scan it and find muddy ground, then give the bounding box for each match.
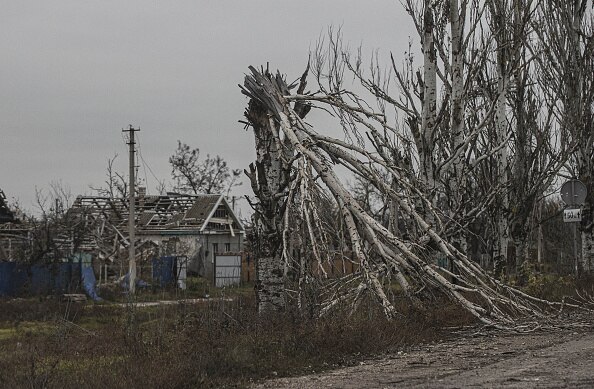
[255,316,594,388]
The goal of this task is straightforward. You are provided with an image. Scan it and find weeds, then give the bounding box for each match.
[9,269,593,389]
[0,292,477,388]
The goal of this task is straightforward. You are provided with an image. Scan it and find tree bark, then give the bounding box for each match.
[449,0,467,254]
[489,0,511,276]
[244,81,290,313]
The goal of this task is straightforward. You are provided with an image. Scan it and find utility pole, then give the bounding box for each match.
[123,125,139,294]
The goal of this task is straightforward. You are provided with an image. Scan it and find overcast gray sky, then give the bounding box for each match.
[1,0,413,216]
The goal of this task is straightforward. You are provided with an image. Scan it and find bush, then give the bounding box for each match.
[522,268,576,301]
[186,276,210,295]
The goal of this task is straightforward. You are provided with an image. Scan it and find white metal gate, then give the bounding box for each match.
[176,256,187,290]
[214,254,241,287]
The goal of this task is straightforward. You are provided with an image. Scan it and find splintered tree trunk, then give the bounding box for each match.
[243,67,311,314]
[245,91,288,313]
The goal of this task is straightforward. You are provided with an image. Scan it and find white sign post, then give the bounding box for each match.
[563,208,582,223]
[560,179,588,276]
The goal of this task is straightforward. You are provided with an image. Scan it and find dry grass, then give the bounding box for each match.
[2,270,591,389]
[0,290,477,389]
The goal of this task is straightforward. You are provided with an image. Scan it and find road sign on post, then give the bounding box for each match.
[560,179,587,206]
[563,208,582,223]
[560,179,588,277]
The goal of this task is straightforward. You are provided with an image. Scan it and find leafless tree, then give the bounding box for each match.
[240,64,580,326]
[90,154,128,199]
[169,141,241,196]
[480,0,575,278]
[13,181,92,264]
[240,0,592,325]
[534,0,594,274]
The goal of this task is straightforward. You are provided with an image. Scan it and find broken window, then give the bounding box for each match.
[214,206,227,218]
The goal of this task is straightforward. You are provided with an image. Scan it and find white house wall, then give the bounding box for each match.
[198,233,244,282]
[138,232,243,281]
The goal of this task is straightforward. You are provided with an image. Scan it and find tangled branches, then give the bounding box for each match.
[241,66,579,327]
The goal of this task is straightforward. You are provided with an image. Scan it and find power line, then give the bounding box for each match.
[136,132,164,192]
[135,134,149,188]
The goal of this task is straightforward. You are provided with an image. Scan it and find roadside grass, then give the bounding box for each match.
[515,263,594,302]
[0,289,476,389]
[1,270,592,388]
[96,277,253,304]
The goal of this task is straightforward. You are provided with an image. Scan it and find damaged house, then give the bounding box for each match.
[70,192,244,282]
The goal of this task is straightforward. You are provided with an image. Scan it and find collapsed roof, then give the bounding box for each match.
[71,193,244,235]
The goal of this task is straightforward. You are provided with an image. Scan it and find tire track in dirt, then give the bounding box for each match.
[254,323,594,388]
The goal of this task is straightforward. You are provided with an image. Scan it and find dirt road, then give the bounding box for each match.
[255,320,594,388]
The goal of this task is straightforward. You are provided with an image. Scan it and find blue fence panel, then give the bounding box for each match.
[30,265,52,294]
[0,261,82,297]
[0,262,17,296]
[152,256,176,287]
[0,263,28,297]
[11,265,28,296]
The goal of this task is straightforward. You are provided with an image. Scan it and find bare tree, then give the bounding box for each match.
[90,154,128,199]
[169,141,241,195]
[483,0,573,278]
[308,2,502,259]
[535,0,594,274]
[15,181,92,264]
[240,0,592,325]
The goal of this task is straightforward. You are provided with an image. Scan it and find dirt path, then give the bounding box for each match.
[254,320,594,388]
[110,297,231,308]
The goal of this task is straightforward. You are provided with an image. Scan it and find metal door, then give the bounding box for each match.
[214,254,241,287]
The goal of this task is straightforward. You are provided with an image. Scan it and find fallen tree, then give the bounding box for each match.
[241,65,577,328]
